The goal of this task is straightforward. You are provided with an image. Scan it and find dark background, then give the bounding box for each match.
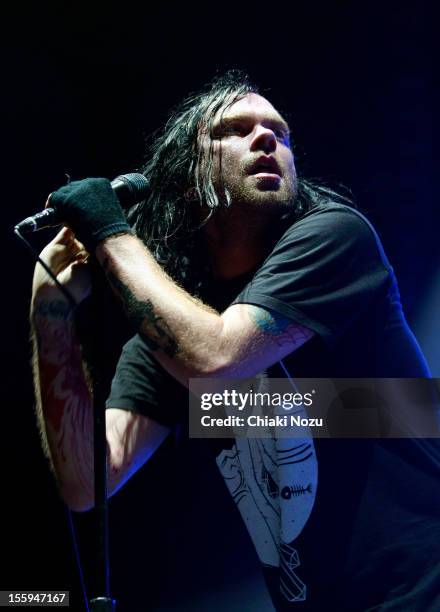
[2,2,438,611]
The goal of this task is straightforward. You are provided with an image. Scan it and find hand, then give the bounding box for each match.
[32,227,92,307]
[49,178,132,252]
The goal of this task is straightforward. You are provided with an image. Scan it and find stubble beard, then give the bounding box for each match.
[222,171,298,218]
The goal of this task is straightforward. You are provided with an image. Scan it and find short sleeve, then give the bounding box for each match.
[232,205,392,346]
[106,334,185,427]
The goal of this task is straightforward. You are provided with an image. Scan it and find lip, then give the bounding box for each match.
[252,172,281,181]
[248,156,282,177]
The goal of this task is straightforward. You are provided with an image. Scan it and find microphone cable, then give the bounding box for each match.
[14,227,77,309]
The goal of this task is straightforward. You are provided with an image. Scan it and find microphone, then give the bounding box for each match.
[15,173,150,233]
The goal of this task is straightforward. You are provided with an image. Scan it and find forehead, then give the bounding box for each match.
[214,92,287,126]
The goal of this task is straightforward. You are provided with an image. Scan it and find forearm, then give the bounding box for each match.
[31,296,95,510]
[96,234,227,384]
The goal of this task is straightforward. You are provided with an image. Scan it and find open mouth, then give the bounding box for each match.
[248,156,282,177]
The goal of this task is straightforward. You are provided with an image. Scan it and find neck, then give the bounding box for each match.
[203,207,285,280]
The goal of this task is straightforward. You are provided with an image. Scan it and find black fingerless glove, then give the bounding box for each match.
[50,178,133,251]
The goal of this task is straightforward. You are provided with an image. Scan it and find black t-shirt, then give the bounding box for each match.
[107,204,440,611]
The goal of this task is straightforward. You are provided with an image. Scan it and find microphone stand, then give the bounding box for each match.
[89,379,115,611]
[84,264,117,612]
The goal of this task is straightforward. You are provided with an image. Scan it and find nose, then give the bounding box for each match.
[249,125,277,154]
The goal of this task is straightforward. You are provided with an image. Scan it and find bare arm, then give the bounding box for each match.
[31,228,170,511]
[96,233,315,384]
[31,297,97,510]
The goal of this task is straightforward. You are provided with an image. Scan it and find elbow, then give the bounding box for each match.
[66,500,94,513]
[193,356,248,379]
[61,484,122,513]
[58,467,126,512]
[193,353,233,378]
[177,317,247,378]
[189,319,234,378]
[58,483,95,513]
[48,461,96,512]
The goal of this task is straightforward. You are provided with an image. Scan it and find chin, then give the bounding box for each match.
[254,187,295,208]
[224,183,296,214]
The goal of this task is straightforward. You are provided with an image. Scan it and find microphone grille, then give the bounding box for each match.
[118,173,150,196]
[111,173,150,207]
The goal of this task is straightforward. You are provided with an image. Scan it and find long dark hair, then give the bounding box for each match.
[130,70,351,292]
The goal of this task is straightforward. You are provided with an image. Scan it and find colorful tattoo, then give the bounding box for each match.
[249,306,313,349]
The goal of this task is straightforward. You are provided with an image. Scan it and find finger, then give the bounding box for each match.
[70,256,90,268]
[51,226,75,246]
[44,194,53,210]
[52,225,88,254]
[71,247,89,262]
[71,235,88,253]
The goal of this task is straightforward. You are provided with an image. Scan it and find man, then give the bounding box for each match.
[31,72,439,610]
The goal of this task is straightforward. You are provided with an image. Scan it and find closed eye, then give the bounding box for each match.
[212,119,290,143]
[224,125,244,135]
[221,122,250,137]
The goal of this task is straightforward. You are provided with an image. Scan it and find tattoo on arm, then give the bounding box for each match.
[249,306,313,348]
[102,259,178,358]
[31,299,94,499]
[32,300,73,321]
